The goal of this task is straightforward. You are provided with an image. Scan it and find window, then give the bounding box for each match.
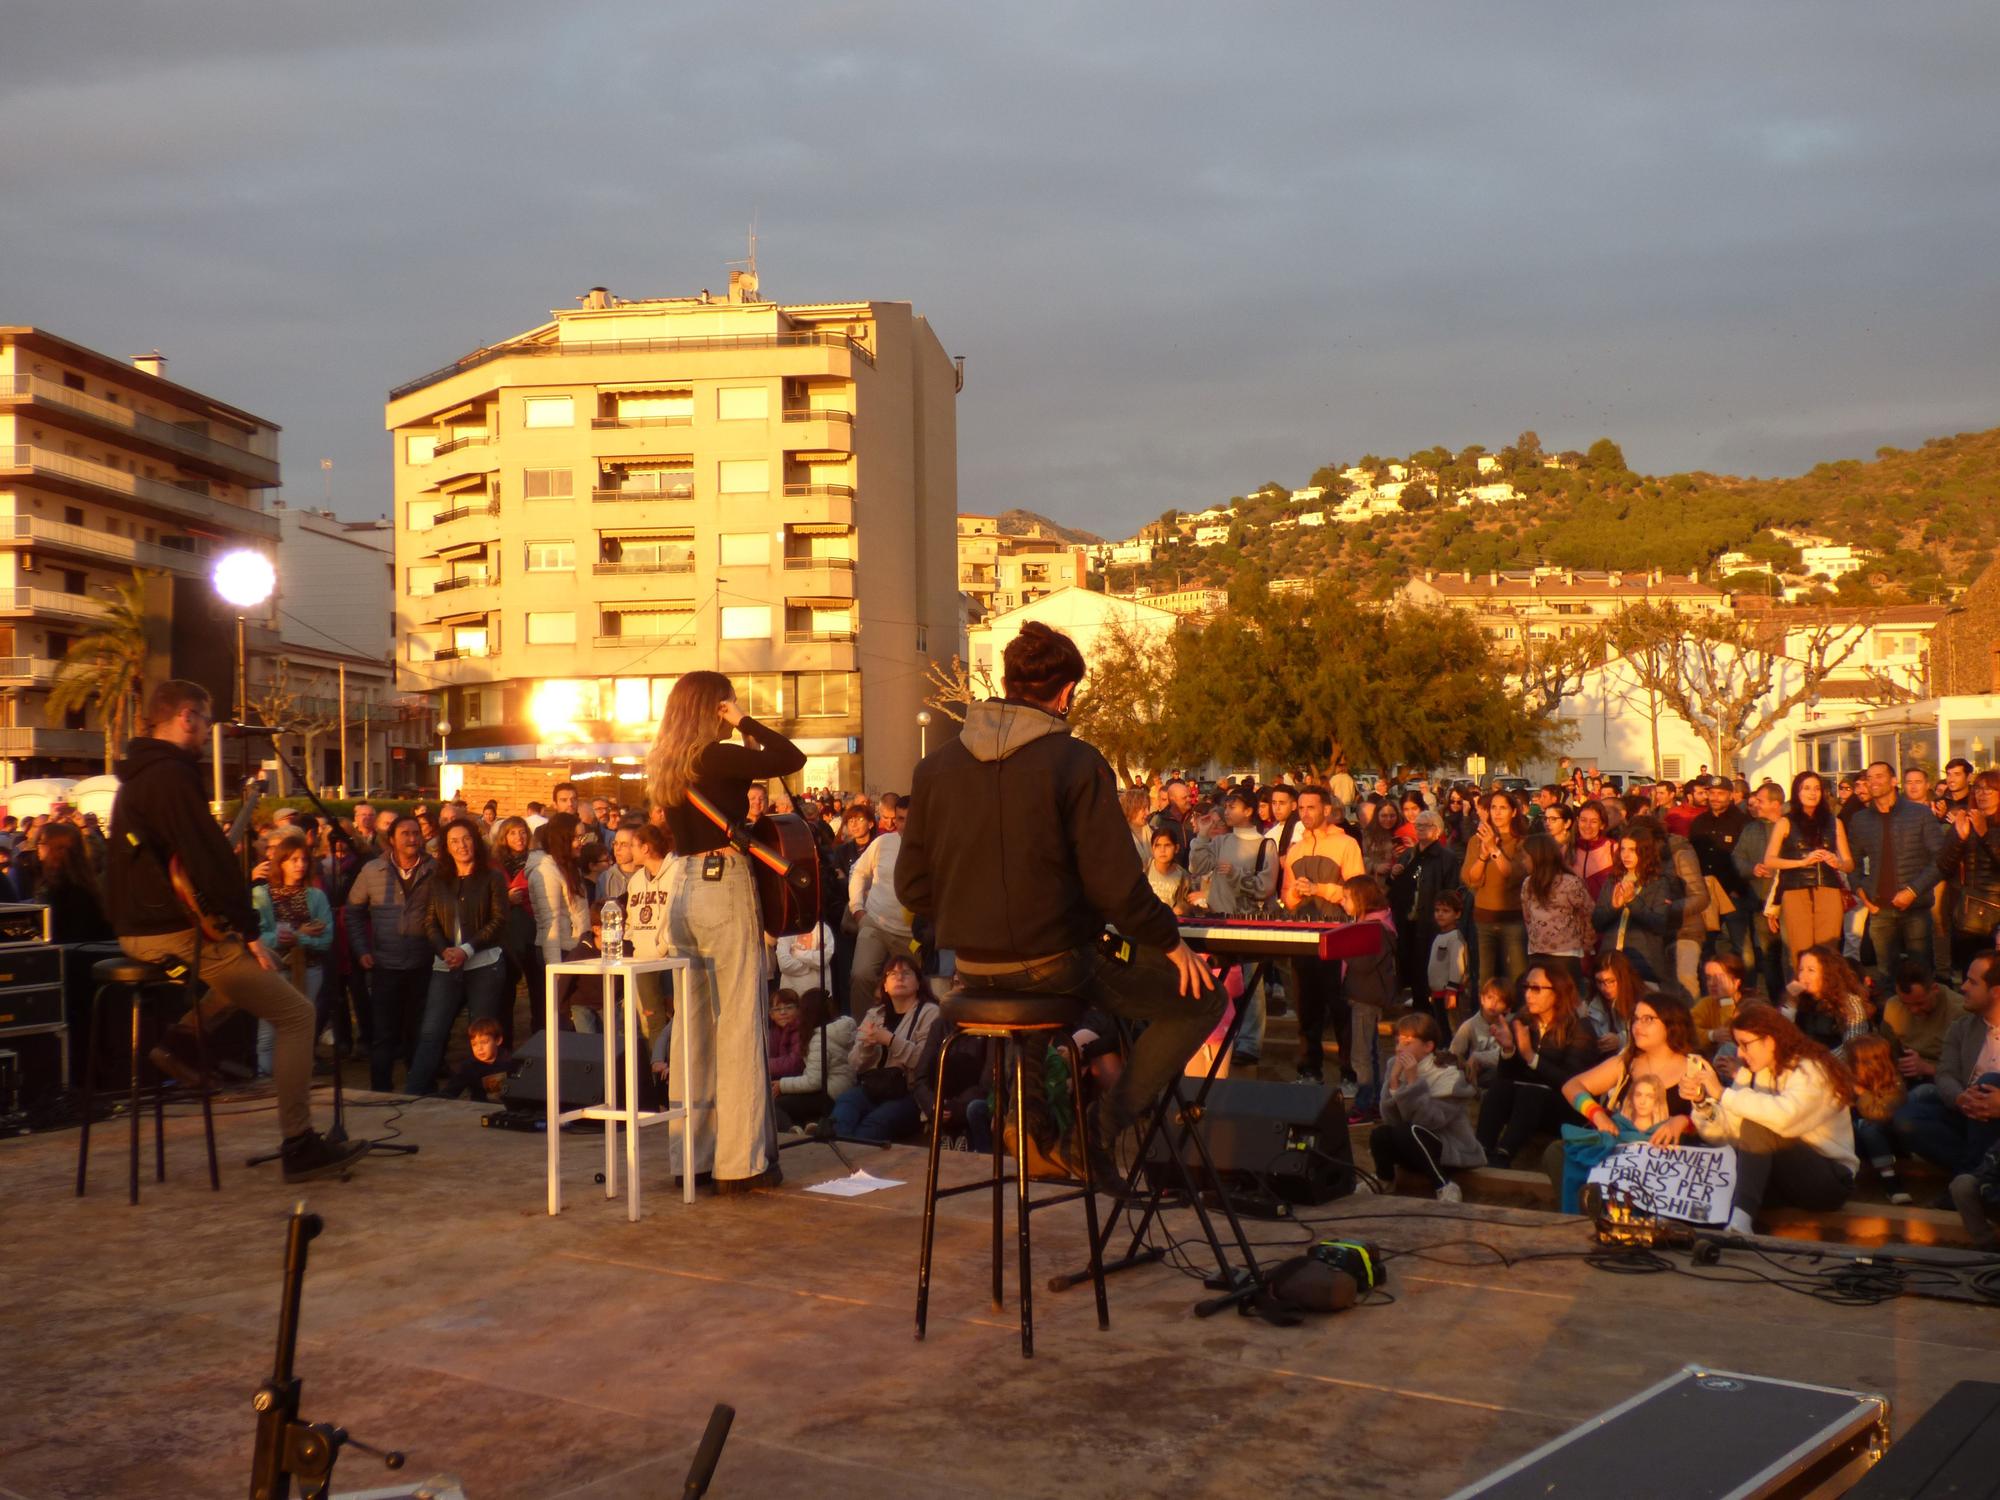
[526,611,577,645]
[719,531,771,566]
[604,606,696,640]
[611,677,652,726]
[737,673,782,717]
[721,605,771,640]
[463,691,485,726]
[718,459,769,494]
[522,396,574,429]
[406,434,437,464]
[408,498,441,531]
[525,541,575,572]
[63,506,83,527]
[615,391,693,421]
[450,624,490,655]
[61,569,85,596]
[61,372,86,391]
[791,671,852,717]
[523,467,573,499]
[717,386,769,421]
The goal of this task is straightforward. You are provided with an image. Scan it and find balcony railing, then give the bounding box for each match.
[591,415,693,429]
[0,656,59,682]
[783,555,856,571]
[431,645,495,662]
[0,446,278,538]
[0,726,105,758]
[784,628,857,643]
[430,433,490,458]
[593,632,696,650]
[781,408,854,424]
[430,573,494,594]
[0,374,280,484]
[1,587,114,621]
[0,515,209,572]
[390,329,874,401]
[592,560,696,576]
[433,498,500,526]
[783,483,855,499]
[592,483,694,503]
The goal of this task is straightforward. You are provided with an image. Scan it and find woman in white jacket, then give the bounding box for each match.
[1682,1001,1857,1235]
[1368,1013,1483,1202]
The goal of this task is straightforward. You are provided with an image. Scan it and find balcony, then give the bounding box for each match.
[592,632,697,650]
[781,407,854,425]
[391,329,874,402]
[0,656,59,685]
[781,409,854,454]
[591,415,693,430]
[784,628,858,644]
[0,515,211,573]
[592,483,694,504]
[0,587,114,622]
[783,483,856,499]
[432,497,501,528]
[782,555,856,573]
[0,726,105,759]
[430,644,496,663]
[592,560,696,577]
[430,433,489,458]
[0,374,280,487]
[426,440,499,485]
[0,446,278,539]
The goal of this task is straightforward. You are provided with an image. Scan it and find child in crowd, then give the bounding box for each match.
[437,1018,512,1102]
[1450,977,1513,1089]
[1146,830,1192,915]
[1426,891,1468,1032]
[768,989,806,1084]
[1370,1013,1481,1202]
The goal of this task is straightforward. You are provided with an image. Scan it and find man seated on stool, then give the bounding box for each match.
[895,621,1220,1182]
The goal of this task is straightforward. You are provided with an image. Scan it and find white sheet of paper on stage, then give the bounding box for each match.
[1585,1143,1737,1225]
[803,1169,905,1198]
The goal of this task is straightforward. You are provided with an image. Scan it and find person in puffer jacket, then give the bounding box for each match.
[1369,1012,1483,1202]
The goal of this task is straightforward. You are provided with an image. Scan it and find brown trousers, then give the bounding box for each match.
[1777,887,1844,963]
[121,929,316,1139]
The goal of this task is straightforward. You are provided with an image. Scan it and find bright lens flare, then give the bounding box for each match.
[212,549,276,608]
[529,679,590,741]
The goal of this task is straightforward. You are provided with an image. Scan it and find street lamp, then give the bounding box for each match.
[916,709,931,759]
[212,549,276,722]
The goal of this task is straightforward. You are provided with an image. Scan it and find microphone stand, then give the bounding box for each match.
[240,731,418,1167]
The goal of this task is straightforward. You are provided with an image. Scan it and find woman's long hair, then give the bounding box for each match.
[1796,943,1872,1034]
[1787,771,1838,847]
[1619,823,1663,884]
[35,822,100,900]
[1593,951,1648,1028]
[538,811,587,899]
[1846,1034,1906,1122]
[647,671,734,809]
[494,816,532,873]
[1522,832,1568,905]
[1527,961,1585,1049]
[1621,991,1696,1074]
[264,830,315,891]
[1728,1002,1857,1107]
[438,818,490,888]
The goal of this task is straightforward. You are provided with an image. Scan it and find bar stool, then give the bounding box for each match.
[75,956,220,1204]
[915,992,1110,1357]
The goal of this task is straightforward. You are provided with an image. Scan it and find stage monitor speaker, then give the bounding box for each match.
[1165,1076,1355,1205]
[501,1031,630,1113]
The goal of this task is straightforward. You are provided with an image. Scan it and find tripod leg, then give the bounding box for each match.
[1011,1036,1034,1358]
[914,1025,953,1342]
[76,985,102,1197]
[1063,1037,1109,1331]
[128,987,141,1206]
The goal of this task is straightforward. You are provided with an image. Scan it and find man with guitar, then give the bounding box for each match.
[108,680,365,1183]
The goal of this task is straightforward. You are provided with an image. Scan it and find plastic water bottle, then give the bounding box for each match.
[601,900,625,960]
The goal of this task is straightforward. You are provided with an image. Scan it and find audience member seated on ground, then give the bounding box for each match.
[1550,992,1702,1206]
[1899,951,2000,1174]
[1425,889,1468,1033]
[775,919,838,994]
[1476,962,1601,1168]
[32,820,112,944]
[774,987,856,1129]
[1694,952,1756,1057]
[768,989,805,1084]
[1845,1033,1912,1204]
[1790,945,1874,1057]
[1591,823,1684,994]
[829,954,939,1143]
[407,820,511,1095]
[437,1018,513,1102]
[1882,960,1964,1085]
[1450,977,1511,1090]
[1370,1013,1481,1203]
[1145,831,1192,915]
[1586,951,1649,1057]
[1338,874,1399,1122]
[1948,1136,2000,1250]
[1683,1002,1858,1236]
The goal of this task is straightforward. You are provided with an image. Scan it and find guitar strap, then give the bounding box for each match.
[684,786,798,886]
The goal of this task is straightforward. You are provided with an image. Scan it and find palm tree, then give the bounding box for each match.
[46,570,155,772]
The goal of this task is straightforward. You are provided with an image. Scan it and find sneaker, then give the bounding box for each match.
[1229,1051,1261,1070]
[1887,1187,1914,1207]
[280,1130,367,1184]
[1295,1068,1325,1086]
[1346,1106,1379,1127]
[1339,1078,1359,1101]
[1435,1180,1463,1204]
[146,1043,217,1092]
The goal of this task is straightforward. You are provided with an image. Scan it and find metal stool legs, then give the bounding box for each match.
[75,974,220,1203]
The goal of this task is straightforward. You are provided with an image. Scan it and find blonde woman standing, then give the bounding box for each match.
[646,672,806,1192]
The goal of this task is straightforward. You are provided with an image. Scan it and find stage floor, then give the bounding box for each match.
[6,1093,1999,1499]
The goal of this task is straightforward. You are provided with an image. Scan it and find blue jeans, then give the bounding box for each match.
[1475,918,1528,995]
[831,1084,922,1142]
[1230,963,1265,1060]
[1864,904,1934,985]
[1894,1075,2000,1172]
[406,961,510,1095]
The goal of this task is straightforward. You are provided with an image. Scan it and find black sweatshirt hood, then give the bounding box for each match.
[959,699,1070,763]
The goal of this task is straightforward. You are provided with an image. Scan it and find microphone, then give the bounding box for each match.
[218,721,281,737]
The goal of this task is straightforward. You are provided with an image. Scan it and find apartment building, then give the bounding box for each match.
[956,514,1087,624]
[1402,567,1732,646]
[385,273,959,794]
[0,328,281,779]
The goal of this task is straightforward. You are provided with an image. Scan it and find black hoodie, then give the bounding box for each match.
[108,736,258,941]
[895,698,1179,961]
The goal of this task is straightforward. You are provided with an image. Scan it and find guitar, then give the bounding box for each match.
[685,789,823,938]
[168,778,263,942]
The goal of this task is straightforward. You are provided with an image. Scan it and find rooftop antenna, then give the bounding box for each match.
[727,217,760,302]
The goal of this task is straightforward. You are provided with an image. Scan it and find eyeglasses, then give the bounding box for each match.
[1524,982,1554,993]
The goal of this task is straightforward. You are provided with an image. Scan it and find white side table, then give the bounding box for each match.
[544,953,693,1222]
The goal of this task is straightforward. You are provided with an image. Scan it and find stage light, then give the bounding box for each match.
[212,549,276,608]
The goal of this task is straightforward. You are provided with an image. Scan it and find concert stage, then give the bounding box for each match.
[5,1094,1998,1499]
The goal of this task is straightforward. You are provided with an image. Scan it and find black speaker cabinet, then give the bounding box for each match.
[1166,1075,1355,1205]
[501,1030,632,1112]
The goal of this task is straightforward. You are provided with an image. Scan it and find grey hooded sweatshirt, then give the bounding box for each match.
[895,697,1181,961]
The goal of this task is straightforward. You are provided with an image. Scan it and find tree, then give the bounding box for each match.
[1585,437,1628,473]
[1398,481,1439,512]
[1515,430,1543,464]
[1502,613,1608,721]
[46,570,155,772]
[1068,614,1176,785]
[921,653,997,724]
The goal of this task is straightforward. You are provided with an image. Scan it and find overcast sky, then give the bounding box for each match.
[5,2,1996,538]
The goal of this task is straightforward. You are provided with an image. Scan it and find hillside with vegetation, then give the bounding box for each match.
[997,508,1102,545]
[1104,427,1999,603]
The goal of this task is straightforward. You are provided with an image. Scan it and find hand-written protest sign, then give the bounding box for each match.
[1586,1144,1737,1225]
